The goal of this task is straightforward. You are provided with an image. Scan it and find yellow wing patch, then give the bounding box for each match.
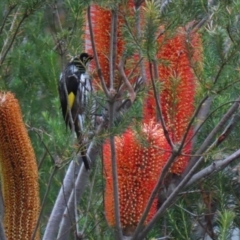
[68,92,75,109]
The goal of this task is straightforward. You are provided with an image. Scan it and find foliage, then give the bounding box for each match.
[1,0,240,239]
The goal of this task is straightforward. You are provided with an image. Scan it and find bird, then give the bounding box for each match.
[58,52,94,170]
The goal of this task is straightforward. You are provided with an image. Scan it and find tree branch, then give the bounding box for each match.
[118,57,136,103]
[150,61,173,148]
[56,119,107,239]
[32,166,58,240]
[109,102,123,240]
[87,6,110,98]
[109,8,118,89]
[183,97,240,177]
[185,149,240,188]
[42,160,82,240]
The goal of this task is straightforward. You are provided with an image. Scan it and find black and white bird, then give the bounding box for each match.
[58,52,94,170]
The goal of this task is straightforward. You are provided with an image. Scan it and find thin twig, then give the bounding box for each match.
[136,140,240,239]
[82,163,98,232]
[87,6,110,98]
[132,95,208,240]
[0,6,22,65]
[190,100,240,147]
[42,160,81,240]
[192,97,213,146]
[74,161,80,237]
[150,61,173,148]
[121,12,141,50]
[53,2,63,32]
[118,56,144,96]
[109,8,118,89]
[0,4,17,35]
[131,151,178,240]
[37,150,48,170]
[183,96,240,177]
[0,3,44,66]
[135,3,147,83]
[31,166,58,240]
[118,57,136,103]
[127,57,143,80]
[31,128,57,165]
[56,119,108,239]
[109,102,123,240]
[186,148,240,188]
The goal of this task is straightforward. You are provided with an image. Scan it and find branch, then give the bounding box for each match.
[118,57,136,103]
[109,8,118,89]
[135,3,147,84]
[42,160,82,240]
[132,89,208,240]
[136,154,202,239]
[183,97,240,177]
[192,96,213,146]
[186,149,240,188]
[87,6,110,98]
[0,4,17,35]
[109,102,123,240]
[188,100,240,148]
[131,151,179,240]
[136,103,240,238]
[57,164,89,240]
[150,61,173,148]
[0,6,22,65]
[56,121,106,239]
[32,166,58,240]
[81,164,98,233]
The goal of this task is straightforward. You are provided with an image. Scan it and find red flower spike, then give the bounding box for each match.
[143,28,202,174]
[103,121,170,231]
[85,3,135,88]
[85,5,112,87]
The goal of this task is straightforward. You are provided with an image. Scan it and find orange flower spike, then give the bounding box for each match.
[86,5,111,85]
[157,29,201,138]
[0,92,40,240]
[85,3,130,88]
[103,122,170,232]
[158,30,202,173]
[142,28,202,174]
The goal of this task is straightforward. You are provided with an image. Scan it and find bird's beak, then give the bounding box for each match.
[89,55,94,61]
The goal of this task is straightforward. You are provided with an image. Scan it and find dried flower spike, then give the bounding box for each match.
[0,92,40,240]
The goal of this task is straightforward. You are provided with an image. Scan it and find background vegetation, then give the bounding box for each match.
[1,0,240,239]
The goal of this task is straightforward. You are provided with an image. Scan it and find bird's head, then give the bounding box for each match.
[79,52,93,64]
[71,53,93,70]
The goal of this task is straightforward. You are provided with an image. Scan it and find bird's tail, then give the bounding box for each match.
[80,148,90,170]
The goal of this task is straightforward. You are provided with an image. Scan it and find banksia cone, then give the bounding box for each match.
[103,121,170,233]
[85,0,133,87]
[85,5,112,86]
[0,92,40,240]
[85,4,125,88]
[143,28,202,174]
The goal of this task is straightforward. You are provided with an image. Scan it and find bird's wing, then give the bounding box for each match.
[75,72,93,132]
[58,70,79,128]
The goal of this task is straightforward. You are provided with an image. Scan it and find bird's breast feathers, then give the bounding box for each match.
[67,92,75,109]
